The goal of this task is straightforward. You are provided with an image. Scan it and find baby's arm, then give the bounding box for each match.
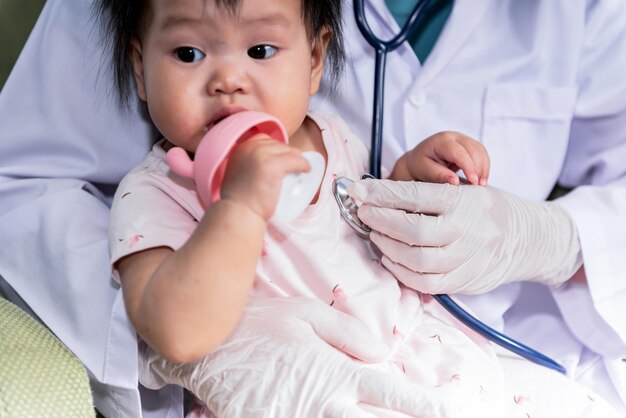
[389,131,490,185]
[117,136,310,364]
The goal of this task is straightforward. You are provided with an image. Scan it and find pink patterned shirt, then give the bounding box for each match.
[109,111,505,415]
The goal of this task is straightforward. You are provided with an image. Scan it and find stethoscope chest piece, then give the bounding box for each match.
[333,176,372,239]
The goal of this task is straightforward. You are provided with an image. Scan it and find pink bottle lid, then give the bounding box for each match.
[166,111,288,208]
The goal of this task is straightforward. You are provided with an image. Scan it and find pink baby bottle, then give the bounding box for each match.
[166,111,325,222]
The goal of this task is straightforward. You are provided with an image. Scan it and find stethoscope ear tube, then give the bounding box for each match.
[354,0,435,179]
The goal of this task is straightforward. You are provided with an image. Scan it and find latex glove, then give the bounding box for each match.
[141,297,447,418]
[348,179,583,295]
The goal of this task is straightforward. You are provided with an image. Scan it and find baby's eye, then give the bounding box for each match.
[247,45,278,60]
[174,47,205,63]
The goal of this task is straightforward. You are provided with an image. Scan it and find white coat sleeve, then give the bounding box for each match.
[0,1,167,417]
[552,0,626,359]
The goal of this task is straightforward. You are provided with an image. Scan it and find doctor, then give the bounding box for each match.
[1,0,625,417]
[311,0,626,412]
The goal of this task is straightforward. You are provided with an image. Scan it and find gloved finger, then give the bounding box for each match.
[357,206,460,247]
[324,402,379,418]
[348,179,460,215]
[355,369,444,417]
[370,231,465,274]
[296,299,390,362]
[382,255,500,295]
[435,264,504,295]
[383,253,507,295]
[381,255,450,294]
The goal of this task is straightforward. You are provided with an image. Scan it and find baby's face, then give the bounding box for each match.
[132,0,325,152]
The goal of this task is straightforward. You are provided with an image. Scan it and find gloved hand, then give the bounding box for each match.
[348,179,583,295]
[140,297,447,418]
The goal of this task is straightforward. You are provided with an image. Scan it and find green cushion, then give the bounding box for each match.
[0,297,95,417]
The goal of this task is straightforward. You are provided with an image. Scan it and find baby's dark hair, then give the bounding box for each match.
[94,0,344,107]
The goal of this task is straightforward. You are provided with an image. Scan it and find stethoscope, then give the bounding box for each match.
[332,0,567,374]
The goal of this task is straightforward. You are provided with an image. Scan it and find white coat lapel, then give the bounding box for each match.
[417,0,495,86]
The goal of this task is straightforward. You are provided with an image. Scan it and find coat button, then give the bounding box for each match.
[409,90,427,107]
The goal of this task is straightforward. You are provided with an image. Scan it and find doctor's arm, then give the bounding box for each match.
[548,0,626,358]
[141,296,446,418]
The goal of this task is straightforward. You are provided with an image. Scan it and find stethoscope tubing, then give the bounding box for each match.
[353,0,435,179]
[434,294,566,374]
[353,0,566,374]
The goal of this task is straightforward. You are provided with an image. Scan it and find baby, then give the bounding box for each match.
[99,0,505,416]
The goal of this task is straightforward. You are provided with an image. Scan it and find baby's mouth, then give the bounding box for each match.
[207,107,247,130]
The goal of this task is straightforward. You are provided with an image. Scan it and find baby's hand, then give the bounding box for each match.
[401,131,489,185]
[220,134,311,220]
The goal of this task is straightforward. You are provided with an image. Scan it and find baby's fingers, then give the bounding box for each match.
[414,157,462,185]
[432,141,479,185]
[458,138,490,185]
[238,136,311,176]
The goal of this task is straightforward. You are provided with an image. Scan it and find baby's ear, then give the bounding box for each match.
[309,27,332,95]
[130,39,147,101]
